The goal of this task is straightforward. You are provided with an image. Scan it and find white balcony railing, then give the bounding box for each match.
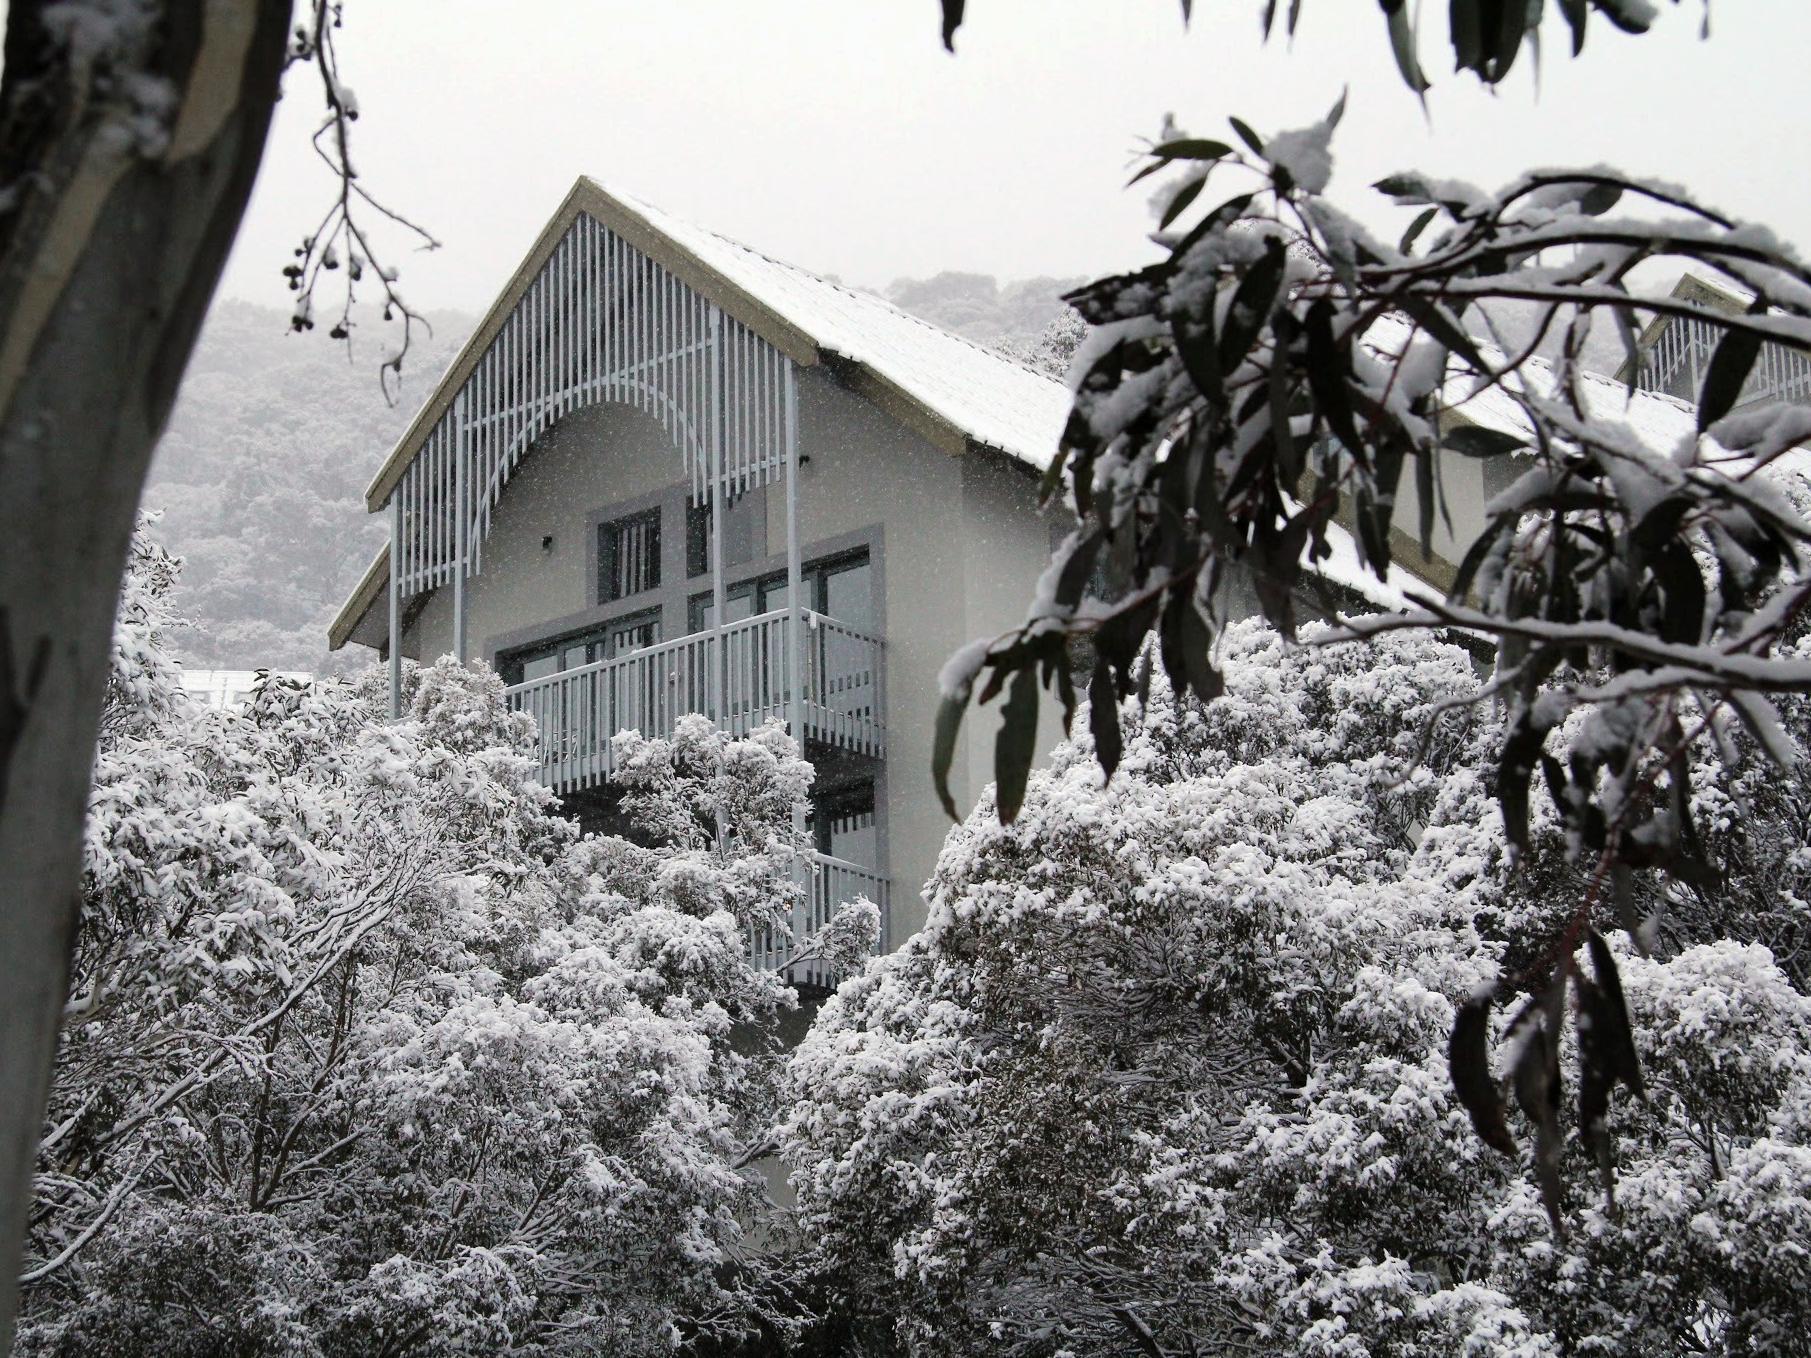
[1640,311,1811,408]
[747,851,891,988]
[505,608,885,795]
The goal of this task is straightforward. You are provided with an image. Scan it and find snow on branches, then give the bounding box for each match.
[283,1,438,394]
[790,623,1811,1357]
[18,530,831,1355]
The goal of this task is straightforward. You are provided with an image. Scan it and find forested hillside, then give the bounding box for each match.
[882,272,1082,348]
[144,302,471,673]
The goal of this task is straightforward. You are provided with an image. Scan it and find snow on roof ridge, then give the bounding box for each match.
[1677,268,1756,306]
[611,185,1064,384]
[597,182,1074,467]
[1365,310,1698,422]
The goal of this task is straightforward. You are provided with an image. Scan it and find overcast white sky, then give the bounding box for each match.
[220,1,1809,322]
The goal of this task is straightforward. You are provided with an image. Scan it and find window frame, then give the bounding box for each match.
[686,546,871,634]
[497,605,664,686]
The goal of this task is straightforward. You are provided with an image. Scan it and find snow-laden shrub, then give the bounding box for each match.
[18,529,822,1357]
[778,620,1811,1357]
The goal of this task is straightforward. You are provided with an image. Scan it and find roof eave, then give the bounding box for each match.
[328,545,389,651]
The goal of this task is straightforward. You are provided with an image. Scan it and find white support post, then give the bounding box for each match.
[707,308,731,858]
[387,496,402,719]
[784,361,804,746]
[453,392,469,665]
[784,360,809,969]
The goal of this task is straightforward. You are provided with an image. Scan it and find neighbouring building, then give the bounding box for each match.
[1624,271,1811,409]
[180,668,314,711]
[328,180,1738,972]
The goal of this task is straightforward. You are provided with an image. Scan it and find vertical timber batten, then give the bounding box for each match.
[784,359,807,970]
[709,307,726,730]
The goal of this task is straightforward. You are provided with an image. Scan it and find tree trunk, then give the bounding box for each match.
[0,3,290,1345]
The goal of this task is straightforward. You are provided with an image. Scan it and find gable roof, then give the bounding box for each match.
[614,187,1074,469]
[362,177,1072,512]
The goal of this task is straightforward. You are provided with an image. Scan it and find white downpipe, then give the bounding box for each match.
[387,496,402,719]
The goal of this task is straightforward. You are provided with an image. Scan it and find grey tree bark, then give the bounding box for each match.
[0,3,290,1346]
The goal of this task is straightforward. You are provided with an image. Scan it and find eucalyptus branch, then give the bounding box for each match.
[282,0,439,402]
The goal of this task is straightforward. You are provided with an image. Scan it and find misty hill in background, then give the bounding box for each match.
[883,272,1083,349]
[145,302,471,674]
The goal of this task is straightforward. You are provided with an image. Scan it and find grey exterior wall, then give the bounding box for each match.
[401,366,1064,944]
[1389,435,1525,589]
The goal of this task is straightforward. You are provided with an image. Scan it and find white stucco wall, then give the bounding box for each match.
[954,450,1071,822]
[1386,434,1526,590]
[784,370,1061,942]
[403,403,685,661]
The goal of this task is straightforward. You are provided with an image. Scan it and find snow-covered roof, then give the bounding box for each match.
[611,188,1073,470]
[362,178,1072,514]
[1311,519,1417,612]
[1367,311,1811,482]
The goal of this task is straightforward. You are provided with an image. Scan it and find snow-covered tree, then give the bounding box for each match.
[1000,306,1089,381]
[18,530,855,1356]
[0,2,1721,1332]
[782,622,1811,1357]
[933,84,1811,1183]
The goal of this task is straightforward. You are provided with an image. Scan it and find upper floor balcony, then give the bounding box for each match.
[504,605,884,794]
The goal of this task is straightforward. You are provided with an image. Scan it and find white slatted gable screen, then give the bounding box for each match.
[391,211,793,599]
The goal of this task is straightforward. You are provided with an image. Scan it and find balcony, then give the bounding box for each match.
[505,609,888,983]
[505,607,885,795]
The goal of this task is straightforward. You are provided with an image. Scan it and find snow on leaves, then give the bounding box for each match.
[933,90,1811,1186]
[19,529,826,1356]
[792,623,1811,1356]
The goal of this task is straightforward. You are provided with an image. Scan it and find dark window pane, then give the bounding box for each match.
[813,782,878,869]
[824,557,873,629]
[598,509,661,602]
[606,614,661,656]
[686,500,710,578]
[690,582,755,634]
[686,491,762,578]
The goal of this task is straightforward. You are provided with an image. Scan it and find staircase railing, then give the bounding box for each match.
[745,851,890,988]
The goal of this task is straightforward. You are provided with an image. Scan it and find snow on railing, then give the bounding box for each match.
[505,608,886,793]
